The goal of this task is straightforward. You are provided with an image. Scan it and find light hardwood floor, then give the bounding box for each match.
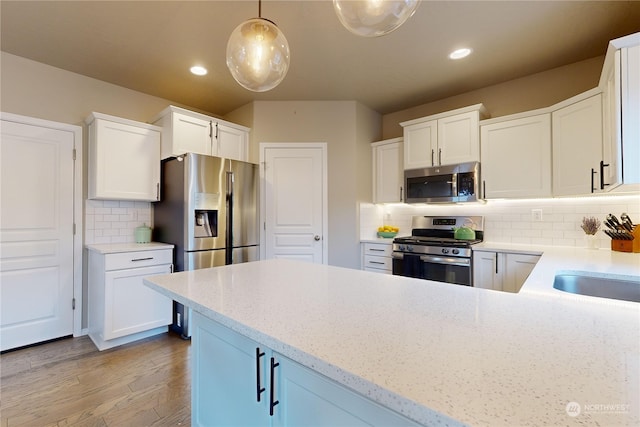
[1,331,191,426]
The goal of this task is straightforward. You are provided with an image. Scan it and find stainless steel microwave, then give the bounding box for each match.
[404,161,482,203]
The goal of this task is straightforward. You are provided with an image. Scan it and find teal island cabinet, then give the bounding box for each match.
[143,257,639,427]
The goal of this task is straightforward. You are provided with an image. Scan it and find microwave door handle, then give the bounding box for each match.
[451,173,458,196]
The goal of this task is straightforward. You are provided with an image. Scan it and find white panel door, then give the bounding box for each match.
[0,120,75,350]
[262,144,326,264]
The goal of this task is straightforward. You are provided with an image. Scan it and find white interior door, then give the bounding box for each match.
[0,115,80,351]
[261,143,327,264]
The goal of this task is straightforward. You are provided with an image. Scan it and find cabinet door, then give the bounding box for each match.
[438,111,480,165]
[372,140,403,203]
[90,118,161,201]
[601,49,623,191]
[103,264,171,340]
[473,251,502,291]
[403,120,437,169]
[552,94,603,196]
[172,112,212,156]
[480,114,552,198]
[216,122,248,161]
[192,312,268,427]
[620,44,640,186]
[272,355,421,427]
[503,254,540,293]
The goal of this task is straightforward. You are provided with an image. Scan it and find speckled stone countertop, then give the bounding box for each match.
[143,256,639,427]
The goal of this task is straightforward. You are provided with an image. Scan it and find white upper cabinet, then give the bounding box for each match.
[371,137,403,203]
[401,104,487,169]
[552,92,603,196]
[217,122,248,162]
[152,105,250,162]
[86,112,161,201]
[600,33,640,192]
[480,112,552,199]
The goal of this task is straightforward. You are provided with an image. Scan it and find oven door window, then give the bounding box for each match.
[420,255,472,286]
[406,174,455,200]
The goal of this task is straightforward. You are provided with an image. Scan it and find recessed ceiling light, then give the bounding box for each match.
[190,65,208,76]
[449,48,472,60]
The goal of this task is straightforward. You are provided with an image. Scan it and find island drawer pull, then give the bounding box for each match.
[255,348,266,402]
[269,357,280,416]
[131,257,154,262]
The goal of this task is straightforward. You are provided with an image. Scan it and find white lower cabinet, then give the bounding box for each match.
[88,248,173,350]
[473,250,540,293]
[361,242,393,274]
[192,311,420,427]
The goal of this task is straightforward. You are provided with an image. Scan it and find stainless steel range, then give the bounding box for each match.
[392,215,484,286]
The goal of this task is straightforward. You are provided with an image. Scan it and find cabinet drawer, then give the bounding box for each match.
[104,249,172,271]
[363,255,392,271]
[363,243,392,257]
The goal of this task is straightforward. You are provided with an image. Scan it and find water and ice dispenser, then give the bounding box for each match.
[194,210,217,238]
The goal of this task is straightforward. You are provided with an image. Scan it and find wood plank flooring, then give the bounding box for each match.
[1,331,191,426]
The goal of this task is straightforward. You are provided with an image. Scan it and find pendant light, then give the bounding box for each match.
[333,0,420,37]
[226,0,290,92]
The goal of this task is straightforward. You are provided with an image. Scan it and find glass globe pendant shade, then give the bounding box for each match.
[226,17,290,92]
[333,0,420,37]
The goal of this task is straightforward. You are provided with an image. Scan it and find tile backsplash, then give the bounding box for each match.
[85,200,152,245]
[360,194,640,249]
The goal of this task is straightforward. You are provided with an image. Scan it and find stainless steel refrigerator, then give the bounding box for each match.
[153,153,259,337]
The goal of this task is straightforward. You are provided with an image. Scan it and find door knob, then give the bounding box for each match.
[314,235,321,241]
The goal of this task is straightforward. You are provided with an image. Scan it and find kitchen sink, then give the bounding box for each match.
[553,272,640,303]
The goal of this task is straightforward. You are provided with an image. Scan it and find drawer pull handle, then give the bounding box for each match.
[131,257,154,262]
[269,357,280,416]
[369,261,385,265]
[256,348,266,402]
[369,249,385,252]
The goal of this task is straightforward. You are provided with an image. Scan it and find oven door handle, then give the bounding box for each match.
[419,254,470,267]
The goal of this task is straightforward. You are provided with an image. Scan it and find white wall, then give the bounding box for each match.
[360,194,640,250]
[247,100,381,268]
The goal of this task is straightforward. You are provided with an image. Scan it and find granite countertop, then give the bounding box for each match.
[144,256,640,427]
[86,242,174,254]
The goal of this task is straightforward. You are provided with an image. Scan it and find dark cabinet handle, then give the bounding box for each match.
[431,149,435,166]
[269,357,280,416]
[399,186,403,202]
[438,148,442,165]
[591,168,597,193]
[600,160,610,190]
[255,348,265,402]
[495,254,499,274]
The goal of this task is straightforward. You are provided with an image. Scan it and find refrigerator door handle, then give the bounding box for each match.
[226,171,234,265]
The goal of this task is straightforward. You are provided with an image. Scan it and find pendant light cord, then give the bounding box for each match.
[258,0,262,18]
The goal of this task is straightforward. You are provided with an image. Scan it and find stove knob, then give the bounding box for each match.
[442,248,449,254]
[398,244,405,251]
[452,248,460,255]
[407,245,414,252]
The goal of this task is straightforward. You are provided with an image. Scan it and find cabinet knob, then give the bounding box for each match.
[314,235,321,241]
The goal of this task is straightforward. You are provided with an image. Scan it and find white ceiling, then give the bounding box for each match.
[2,1,640,116]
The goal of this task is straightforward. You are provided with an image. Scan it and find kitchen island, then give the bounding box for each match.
[143,256,639,426]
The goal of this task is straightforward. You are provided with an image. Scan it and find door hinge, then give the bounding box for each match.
[72,298,76,310]
[72,148,77,160]
[73,223,76,235]
[264,222,266,231]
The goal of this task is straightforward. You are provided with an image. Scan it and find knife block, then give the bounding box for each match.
[611,226,640,253]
